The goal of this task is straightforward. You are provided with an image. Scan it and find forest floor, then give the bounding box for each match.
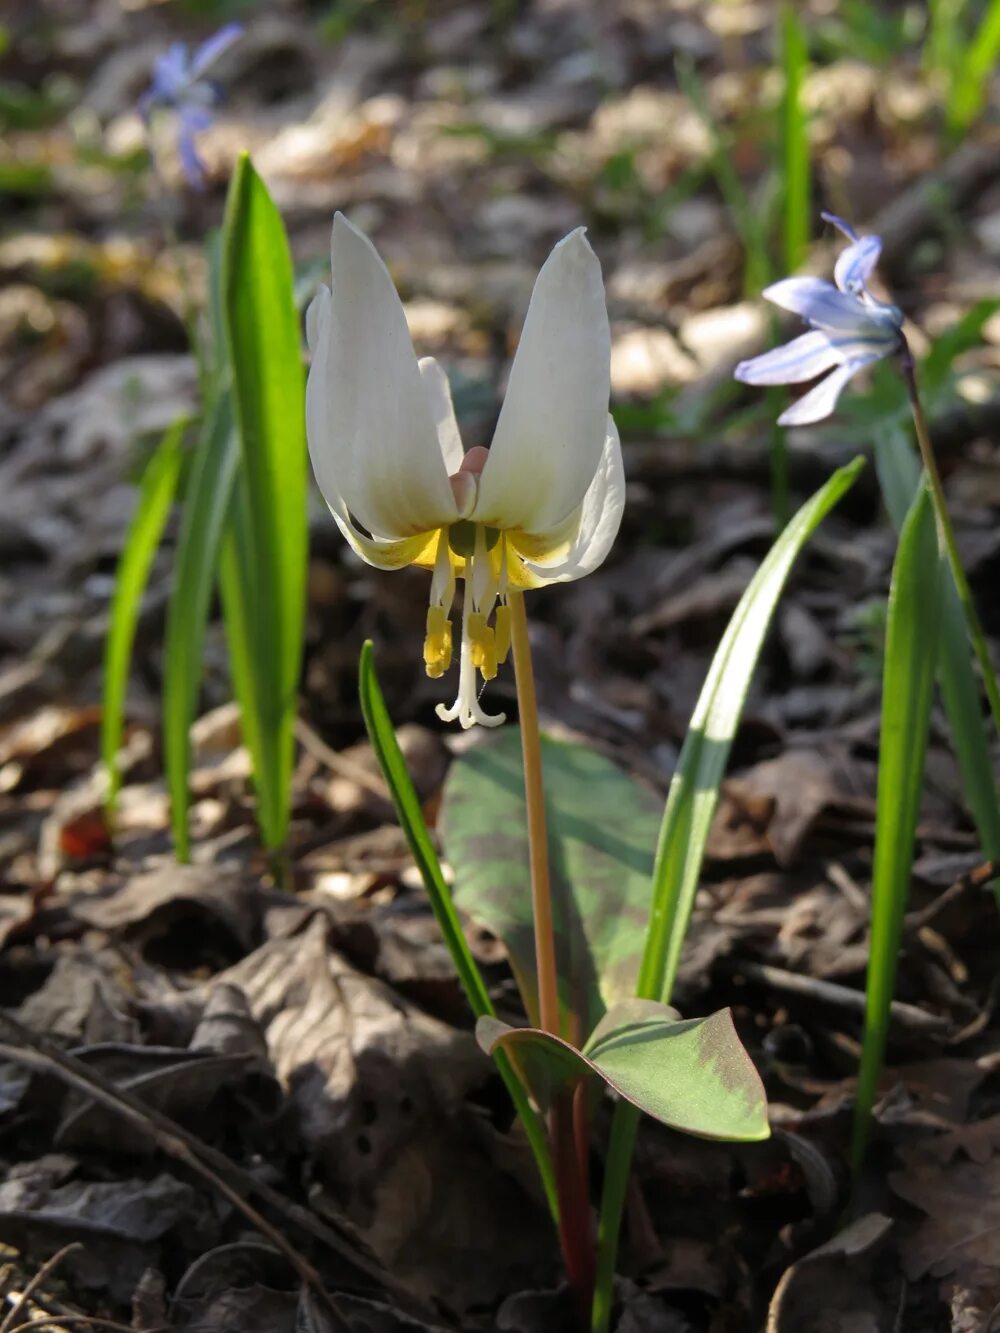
[2,3,1000,1330]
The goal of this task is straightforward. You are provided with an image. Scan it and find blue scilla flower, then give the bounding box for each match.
[735,214,904,425]
[140,23,243,189]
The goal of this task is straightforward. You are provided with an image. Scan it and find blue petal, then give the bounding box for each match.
[821,212,859,243]
[177,117,207,189]
[834,235,882,294]
[189,23,244,80]
[179,103,213,133]
[150,41,190,103]
[735,331,840,385]
[777,353,881,426]
[763,276,876,333]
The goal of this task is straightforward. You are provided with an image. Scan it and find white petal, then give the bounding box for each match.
[517,416,624,584]
[763,276,876,334]
[735,331,841,385]
[777,354,880,426]
[418,357,464,475]
[307,214,458,540]
[474,229,610,533]
[306,286,435,566]
[834,235,881,294]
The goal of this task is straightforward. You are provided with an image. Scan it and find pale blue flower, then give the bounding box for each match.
[735,214,904,425]
[140,24,243,189]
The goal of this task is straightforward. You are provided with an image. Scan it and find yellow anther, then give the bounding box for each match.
[493,604,511,664]
[423,605,452,677]
[468,612,488,667]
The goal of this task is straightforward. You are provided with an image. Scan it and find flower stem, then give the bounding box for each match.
[508,590,594,1319]
[899,342,1000,741]
[508,591,560,1037]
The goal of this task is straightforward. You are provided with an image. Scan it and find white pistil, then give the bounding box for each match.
[436,558,506,729]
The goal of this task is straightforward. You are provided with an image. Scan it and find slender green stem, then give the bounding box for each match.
[899,342,1000,741]
[591,1104,639,1333]
[508,591,561,1037]
[509,591,594,1318]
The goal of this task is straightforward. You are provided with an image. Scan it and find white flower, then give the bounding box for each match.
[306,214,624,728]
[735,214,904,425]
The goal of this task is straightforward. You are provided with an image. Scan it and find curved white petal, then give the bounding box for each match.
[418,357,464,475]
[762,276,875,334]
[516,416,624,584]
[735,331,841,385]
[474,229,610,534]
[306,214,458,540]
[777,354,880,426]
[306,284,436,567]
[834,235,881,294]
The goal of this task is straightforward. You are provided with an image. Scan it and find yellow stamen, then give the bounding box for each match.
[424,604,452,677]
[493,603,511,664]
[469,610,498,679]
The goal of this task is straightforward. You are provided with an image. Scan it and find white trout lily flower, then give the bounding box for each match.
[306,214,624,729]
[735,213,904,425]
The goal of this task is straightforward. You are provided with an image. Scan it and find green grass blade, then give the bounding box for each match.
[851,483,943,1173]
[780,5,810,272]
[946,0,1000,131]
[640,456,866,1005]
[221,154,307,851]
[358,642,557,1219]
[162,395,239,861]
[101,416,187,810]
[592,457,865,1333]
[675,56,771,294]
[874,425,1000,901]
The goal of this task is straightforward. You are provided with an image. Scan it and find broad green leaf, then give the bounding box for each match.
[639,456,866,1005]
[221,155,307,851]
[440,730,663,1037]
[852,483,943,1172]
[594,458,864,1333]
[102,416,187,809]
[358,642,556,1218]
[163,395,238,861]
[874,424,1000,898]
[478,1004,768,1142]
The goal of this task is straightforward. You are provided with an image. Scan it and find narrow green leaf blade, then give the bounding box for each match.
[852,483,943,1171]
[440,730,663,1035]
[640,456,866,1005]
[221,155,307,850]
[162,395,239,861]
[358,643,557,1218]
[874,425,1000,888]
[479,1005,769,1142]
[359,642,494,1020]
[780,4,810,272]
[102,416,187,808]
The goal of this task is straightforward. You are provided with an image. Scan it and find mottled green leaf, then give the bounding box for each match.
[440,730,662,1036]
[478,1003,769,1142]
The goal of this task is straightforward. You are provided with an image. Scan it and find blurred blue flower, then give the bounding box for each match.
[140,24,243,189]
[735,214,904,425]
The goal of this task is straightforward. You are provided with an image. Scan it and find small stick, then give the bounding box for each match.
[0,1246,81,1333]
[0,1013,428,1324]
[727,960,949,1033]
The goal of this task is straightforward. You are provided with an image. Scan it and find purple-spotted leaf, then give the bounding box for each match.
[440,731,662,1037]
[477,1001,769,1142]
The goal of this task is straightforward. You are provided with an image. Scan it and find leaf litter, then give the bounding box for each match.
[1,2,1000,1330]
